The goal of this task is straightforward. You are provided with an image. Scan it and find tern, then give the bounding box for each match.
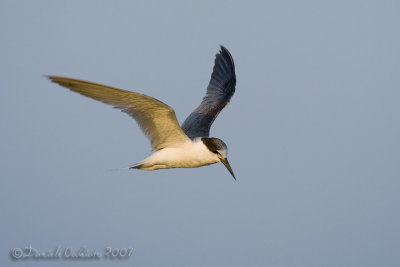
[47,46,237,179]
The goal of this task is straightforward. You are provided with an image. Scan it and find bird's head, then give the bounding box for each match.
[201,137,236,180]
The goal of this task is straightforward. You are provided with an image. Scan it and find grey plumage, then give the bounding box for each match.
[181,45,236,139]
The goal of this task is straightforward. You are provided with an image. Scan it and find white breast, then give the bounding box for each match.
[138,139,219,170]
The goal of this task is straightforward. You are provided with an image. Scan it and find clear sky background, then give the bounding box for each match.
[1,0,399,266]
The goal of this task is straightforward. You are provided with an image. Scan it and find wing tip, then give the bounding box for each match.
[210,45,236,88]
[218,45,235,70]
[219,45,230,55]
[45,75,66,86]
[44,74,54,81]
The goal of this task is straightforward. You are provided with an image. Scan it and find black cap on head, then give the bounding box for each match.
[201,137,227,153]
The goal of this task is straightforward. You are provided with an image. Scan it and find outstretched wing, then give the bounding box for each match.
[181,45,236,139]
[47,76,189,150]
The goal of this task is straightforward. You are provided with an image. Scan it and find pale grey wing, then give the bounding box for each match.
[47,76,189,150]
[181,45,236,139]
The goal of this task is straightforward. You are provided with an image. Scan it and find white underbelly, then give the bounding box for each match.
[139,142,219,170]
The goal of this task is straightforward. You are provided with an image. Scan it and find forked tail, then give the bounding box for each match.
[128,163,144,169]
[107,162,143,172]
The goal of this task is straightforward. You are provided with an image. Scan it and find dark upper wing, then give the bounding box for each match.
[181,45,236,139]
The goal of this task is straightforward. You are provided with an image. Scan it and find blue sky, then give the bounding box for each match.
[1,0,399,266]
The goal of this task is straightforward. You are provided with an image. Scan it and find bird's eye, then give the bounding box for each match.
[213,151,220,155]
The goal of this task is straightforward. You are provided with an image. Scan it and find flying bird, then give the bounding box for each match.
[47,46,237,179]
